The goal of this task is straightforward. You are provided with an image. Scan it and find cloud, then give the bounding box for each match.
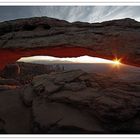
[0,6,140,23]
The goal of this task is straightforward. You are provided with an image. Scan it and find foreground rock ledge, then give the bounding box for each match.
[0,70,140,134]
[0,17,140,70]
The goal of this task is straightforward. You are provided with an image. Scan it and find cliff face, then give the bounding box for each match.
[0,17,140,70]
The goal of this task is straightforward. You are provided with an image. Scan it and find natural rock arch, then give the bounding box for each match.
[0,17,140,70]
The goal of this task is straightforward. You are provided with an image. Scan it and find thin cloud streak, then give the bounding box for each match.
[0,6,140,23]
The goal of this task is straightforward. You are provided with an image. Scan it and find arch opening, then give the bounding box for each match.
[1,52,140,85]
[0,47,124,71]
[17,55,125,75]
[14,54,139,84]
[17,55,122,73]
[18,55,119,64]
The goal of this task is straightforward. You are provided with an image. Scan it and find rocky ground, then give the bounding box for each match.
[0,67,140,134]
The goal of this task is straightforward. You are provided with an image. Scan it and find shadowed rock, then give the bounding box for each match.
[18,70,140,134]
[0,77,20,91]
[0,69,139,133]
[1,63,20,78]
[0,89,31,133]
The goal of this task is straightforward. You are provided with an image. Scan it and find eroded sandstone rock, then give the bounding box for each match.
[22,70,140,133]
[0,69,139,133]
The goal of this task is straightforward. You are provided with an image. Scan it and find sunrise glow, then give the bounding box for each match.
[113,58,122,65]
[18,55,118,64]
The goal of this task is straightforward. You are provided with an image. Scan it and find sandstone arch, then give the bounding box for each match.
[0,17,140,70]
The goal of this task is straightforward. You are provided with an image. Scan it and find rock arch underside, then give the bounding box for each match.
[0,17,140,134]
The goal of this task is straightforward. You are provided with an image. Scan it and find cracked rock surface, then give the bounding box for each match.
[0,70,140,134]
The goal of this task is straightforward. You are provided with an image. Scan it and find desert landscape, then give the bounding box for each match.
[0,15,140,134]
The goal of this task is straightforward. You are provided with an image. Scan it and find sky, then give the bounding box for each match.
[18,55,117,64]
[0,6,140,23]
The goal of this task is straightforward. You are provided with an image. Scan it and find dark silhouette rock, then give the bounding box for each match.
[0,88,31,133]
[0,78,20,91]
[0,118,6,134]
[1,63,20,79]
[0,75,20,91]
[0,78,20,85]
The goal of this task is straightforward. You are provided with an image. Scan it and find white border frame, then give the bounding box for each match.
[0,0,140,3]
[0,2,140,5]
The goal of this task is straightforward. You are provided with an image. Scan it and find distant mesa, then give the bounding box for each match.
[0,17,140,70]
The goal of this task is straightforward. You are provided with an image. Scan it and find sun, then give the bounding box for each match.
[112,58,122,68]
[113,59,121,65]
